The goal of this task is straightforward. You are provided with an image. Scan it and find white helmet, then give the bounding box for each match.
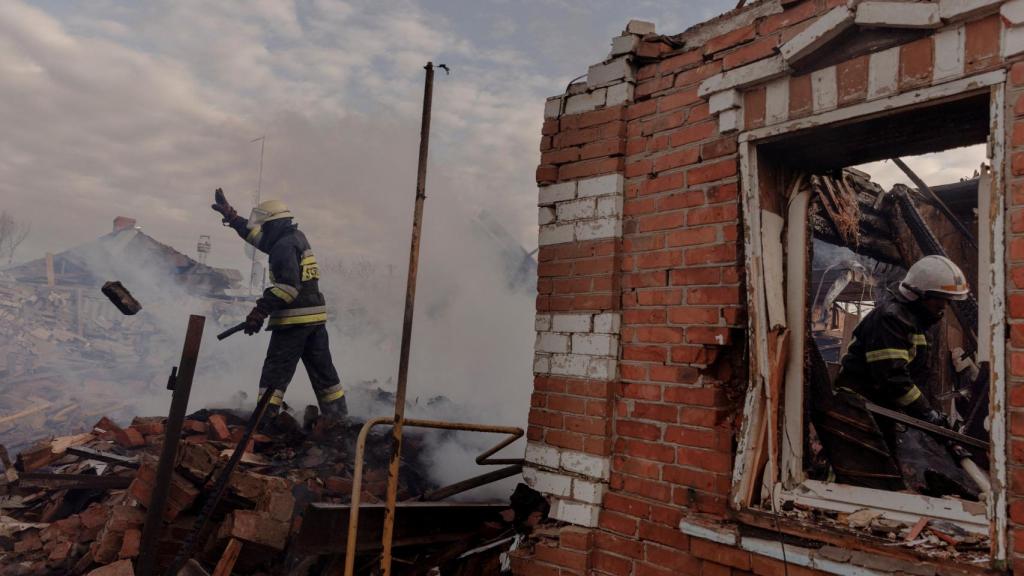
[898,255,969,301]
[248,199,293,226]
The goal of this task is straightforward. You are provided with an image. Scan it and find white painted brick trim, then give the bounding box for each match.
[764,77,789,126]
[719,108,741,134]
[811,66,838,113]
[934,25,966,82]
[524,442,560,468]
[867,46,899,100]
[551,313,593,333]
[709,89,742,114]
[855,2,941,29]
[551,498,601,527]
[588,56,634,88]
[536,174,624,245]
[780,6,855,65]
[561,450,610,481]
[678,518,739,545]
[938,0,1002,23]
[699,56,788,97]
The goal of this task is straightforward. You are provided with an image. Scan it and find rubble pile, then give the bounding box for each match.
[0,277,247,454]
[0,408,436,575]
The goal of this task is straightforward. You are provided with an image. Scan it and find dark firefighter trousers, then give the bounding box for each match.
[257,324,343,410]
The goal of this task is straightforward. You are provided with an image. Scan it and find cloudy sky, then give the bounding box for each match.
[1,0,990,271]
[1,0,744,271]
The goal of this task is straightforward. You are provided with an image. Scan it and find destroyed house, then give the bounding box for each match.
[6,216,242,298]
[515,1,1024,575]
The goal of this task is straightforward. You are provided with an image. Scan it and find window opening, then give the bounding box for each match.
[736,87,1003,565]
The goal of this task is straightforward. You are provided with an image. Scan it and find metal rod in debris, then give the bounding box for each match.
[380,61,438,576]
[137,314,205,576]
[344,417,524,576]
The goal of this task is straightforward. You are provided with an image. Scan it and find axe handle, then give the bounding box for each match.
[864,401,989,451]
[217,321,247,341]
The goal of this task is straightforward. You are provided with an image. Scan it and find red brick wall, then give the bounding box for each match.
[517,1,1020,574]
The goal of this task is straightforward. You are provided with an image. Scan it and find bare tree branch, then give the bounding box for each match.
[0,210,31,265]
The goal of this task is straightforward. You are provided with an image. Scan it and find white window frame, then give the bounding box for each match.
[730,70,1008,561]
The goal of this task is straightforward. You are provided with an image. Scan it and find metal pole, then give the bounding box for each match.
[136,315,205,576]
[380,61,436,576]
[250,135,266,294]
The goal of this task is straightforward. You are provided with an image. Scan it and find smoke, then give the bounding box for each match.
[42,109,537,500]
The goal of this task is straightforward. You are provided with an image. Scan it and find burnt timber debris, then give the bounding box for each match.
[0,398,537,575]
[100,283,142,317]
[793,166,993,559]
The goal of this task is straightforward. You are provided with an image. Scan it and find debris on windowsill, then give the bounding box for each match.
[752,501,991,563]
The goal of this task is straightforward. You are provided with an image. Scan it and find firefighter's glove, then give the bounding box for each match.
[922,409,951,429]
[948,443,972,460]
[211,188,239,224]
[244,306,268,335]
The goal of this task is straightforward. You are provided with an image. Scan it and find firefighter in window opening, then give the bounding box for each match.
[211,189,347,423]
[834,255,968,434]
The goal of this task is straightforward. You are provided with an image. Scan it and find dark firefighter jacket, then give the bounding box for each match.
[229,217,326,330]
[834,295,934,415]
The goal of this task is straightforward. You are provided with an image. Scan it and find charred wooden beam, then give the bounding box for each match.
[891,186,978,350]
[18,472,132,491]
[66,446,139,469]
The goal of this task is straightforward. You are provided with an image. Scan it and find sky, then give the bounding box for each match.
[1,0,739,271]
[0,0,988,269]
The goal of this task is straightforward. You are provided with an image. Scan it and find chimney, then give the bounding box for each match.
[113,216,137,233]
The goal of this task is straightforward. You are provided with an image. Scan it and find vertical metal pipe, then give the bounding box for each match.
[136,315,205,576]
[380,61,435,576]
[343,417,391,576]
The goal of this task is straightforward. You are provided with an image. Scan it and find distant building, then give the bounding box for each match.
[6,216,242,298]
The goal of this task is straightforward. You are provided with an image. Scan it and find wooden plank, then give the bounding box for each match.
[766,328,790,489]
[0,400,52,427]
[212,538,242,576]
[781,183,810,486]
[18,472,132,490]
[761,211,786,329]
[780,479,987,533]
[731,140,770,509]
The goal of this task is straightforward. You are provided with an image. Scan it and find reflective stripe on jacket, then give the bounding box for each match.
[834,298,930,409]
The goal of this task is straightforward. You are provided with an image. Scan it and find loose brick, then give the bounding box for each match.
[208,414,231,441]
[117,528,141,559]
[114,427,145,448]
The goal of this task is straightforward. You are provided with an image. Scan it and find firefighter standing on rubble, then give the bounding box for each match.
[835,255,968,429]
[210,189,347,422]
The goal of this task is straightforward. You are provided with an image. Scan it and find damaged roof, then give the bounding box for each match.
[6,220,241,298]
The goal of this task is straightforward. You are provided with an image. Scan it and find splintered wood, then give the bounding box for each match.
[811,174,861,248]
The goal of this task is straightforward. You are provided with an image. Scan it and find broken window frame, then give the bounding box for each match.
[730,71,1008,562]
